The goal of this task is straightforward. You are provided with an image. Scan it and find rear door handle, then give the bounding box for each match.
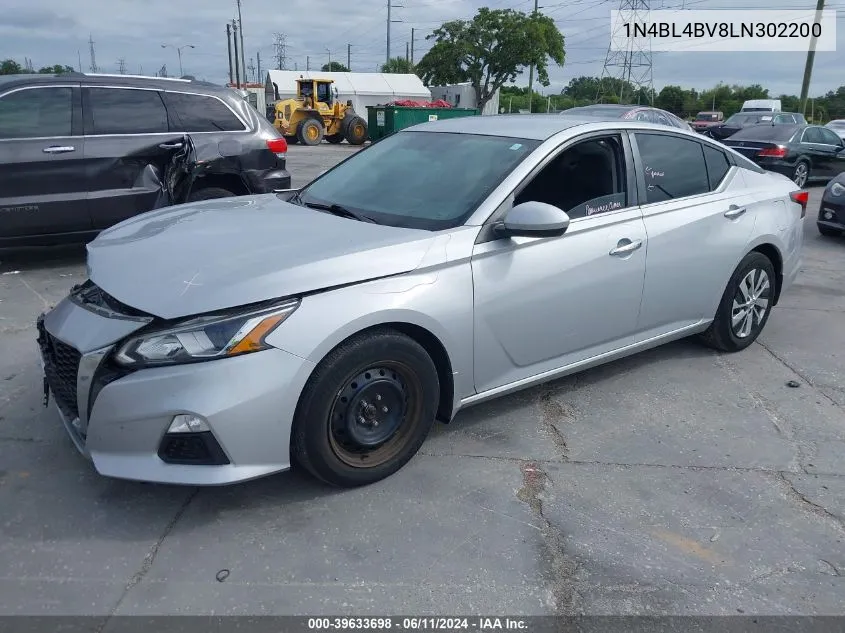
[609,239,643,257]
[42,145,75,154]
[159,142,184,149]
[724,205,746,219]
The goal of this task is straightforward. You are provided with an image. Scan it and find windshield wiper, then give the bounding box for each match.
[299,200,377,224]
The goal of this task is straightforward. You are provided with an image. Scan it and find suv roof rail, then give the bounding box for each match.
[80,72,193,82]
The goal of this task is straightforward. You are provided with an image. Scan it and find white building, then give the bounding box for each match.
[264,71,431,118]
[428,83,501,116]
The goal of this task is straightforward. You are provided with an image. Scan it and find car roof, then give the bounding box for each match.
[406,113,691,141]
[0,72,230,95]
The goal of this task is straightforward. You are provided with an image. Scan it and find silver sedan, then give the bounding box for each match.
[37,115,805,487]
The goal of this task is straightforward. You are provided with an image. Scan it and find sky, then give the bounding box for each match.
[2,0,845,98]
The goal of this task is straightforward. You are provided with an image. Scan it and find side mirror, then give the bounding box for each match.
[495,201,570,238]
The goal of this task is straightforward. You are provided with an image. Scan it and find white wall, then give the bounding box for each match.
[428,83,500,115]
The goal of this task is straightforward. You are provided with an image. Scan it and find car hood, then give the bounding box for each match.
[86,194,436,319]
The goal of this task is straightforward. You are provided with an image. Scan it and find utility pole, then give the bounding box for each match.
[306,56,310,71]
[387,1,403,65]
[406,42,409,63]
[800,0,826,116]
[411,28,415,65]
[348,43,352,70]
[88,34,98,73]
[232,20,241,88]
[77,50,82,72]
[237,0,247,88]
[226,23,234,85]
[257,51,261,82]
[326,48,332,69]
[527,0,538,112]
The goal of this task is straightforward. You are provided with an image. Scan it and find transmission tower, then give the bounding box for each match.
[247,57,256,82]
[273,32,287,70]
[117,58,126,74]
[88,34,98,73]
[597,0,653,104]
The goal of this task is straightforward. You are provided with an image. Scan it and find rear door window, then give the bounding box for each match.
[635,133,709,204]
[819,127,842,146]
[702,144,731,189]
[164,92,246,132]
[87,87,169,134]
[0,86,73,138]
[802,127,824,144]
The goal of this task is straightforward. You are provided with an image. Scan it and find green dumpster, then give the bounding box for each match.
[367,106,479,141]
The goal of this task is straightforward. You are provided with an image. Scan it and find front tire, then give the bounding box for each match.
[188,187,236,202]
[343,115,368,145]
[793,161,809,188]
[698,251,776,353]
[292,329,440,487]
[297,118,324,146]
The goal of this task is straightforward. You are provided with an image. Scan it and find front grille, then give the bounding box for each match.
[38,324,81,421]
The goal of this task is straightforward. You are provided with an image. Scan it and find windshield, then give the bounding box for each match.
[725,113,760,125]
[295,131,540,230]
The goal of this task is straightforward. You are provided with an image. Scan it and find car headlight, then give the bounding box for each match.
[830,182,845,197]
[114,299,300,368]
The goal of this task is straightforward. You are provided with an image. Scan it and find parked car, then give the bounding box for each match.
[706,112,807,141]
[560,104,693,131]
[692,110,724,133]
[825,119,845,140]
[741,99,782,113]
[37,114,804,487]
[722,123,845,187]
[818,174,845,237]
[0,72,291,248]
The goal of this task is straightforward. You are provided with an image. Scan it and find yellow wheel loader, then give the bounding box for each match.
[271,78,368,146]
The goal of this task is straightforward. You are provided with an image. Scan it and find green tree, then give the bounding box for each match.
[38,64,75,74]
[415,7,565,113]
[0,59,24,75]
[381,57,413,73]
[321,61,349,72]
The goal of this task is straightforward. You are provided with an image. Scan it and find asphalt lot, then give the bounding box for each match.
[1,143,844,617]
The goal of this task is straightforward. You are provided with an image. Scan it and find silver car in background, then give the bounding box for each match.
[37,115,805,488]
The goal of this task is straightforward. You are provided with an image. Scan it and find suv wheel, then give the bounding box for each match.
[188,187,236,202]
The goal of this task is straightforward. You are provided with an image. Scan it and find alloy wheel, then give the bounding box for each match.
[731,268,771,338]
[793,163,808,187]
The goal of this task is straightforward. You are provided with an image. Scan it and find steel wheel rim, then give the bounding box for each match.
[794,164,808,187]
[306,125,319,141]
[731,268,771,339]
[327,361,423,468]
[353,123,364,138]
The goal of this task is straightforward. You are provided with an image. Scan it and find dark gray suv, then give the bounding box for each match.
[0,72,291,247]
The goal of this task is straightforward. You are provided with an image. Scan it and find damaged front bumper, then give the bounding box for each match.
[36,284,315,485]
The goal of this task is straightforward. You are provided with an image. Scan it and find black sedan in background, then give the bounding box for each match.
[818,174,845,237]
[706,111,806,141]
[722,123,845,188]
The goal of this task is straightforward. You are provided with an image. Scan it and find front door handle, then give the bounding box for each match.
[609,239,643,257]
[42,145,75,154]
[724,205,746,219]
[159,142,184,149]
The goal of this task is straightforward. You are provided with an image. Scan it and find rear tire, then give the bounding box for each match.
[818,223,841,237]
[188,187,237,202]
[343,115,368,145]
[792,161,809,188]
[292,329,439,487]
[297,118,324,146]
[325,134,344,144]
[698,251,776,353]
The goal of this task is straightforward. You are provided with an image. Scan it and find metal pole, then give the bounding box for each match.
[306,56,310,71]
[177,48,184,77]
[411,28,415,65]
[800,0,826,115]
[527,0,538,113]
[226,24,234,85]
[257,51,261,82]
[232,21,241,88]
[348,43,351,70]
[406,42,409,63]
[237,0,247,88]
[386,0,391,65]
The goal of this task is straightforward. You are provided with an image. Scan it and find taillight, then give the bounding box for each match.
[790,190,809,218]
[266,137,287,158]
[758,146,787,158]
